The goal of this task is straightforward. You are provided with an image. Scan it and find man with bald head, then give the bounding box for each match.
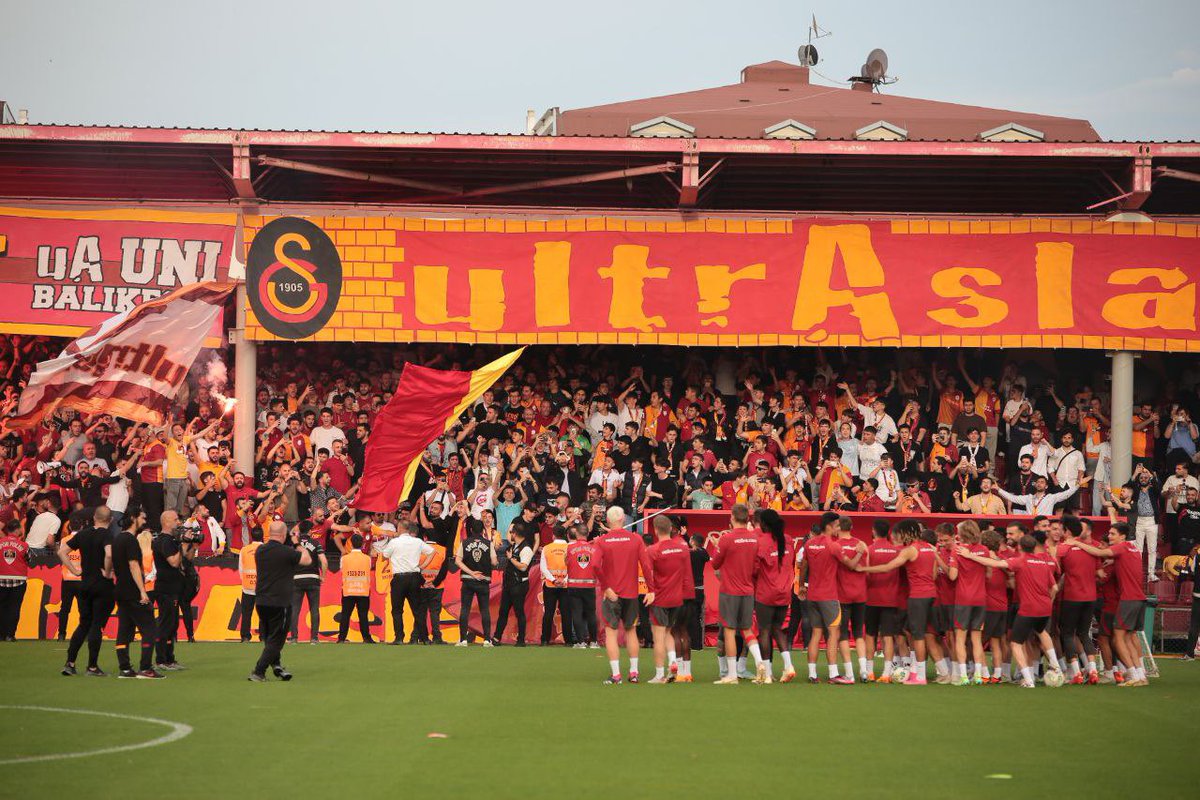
[249,521,314,682]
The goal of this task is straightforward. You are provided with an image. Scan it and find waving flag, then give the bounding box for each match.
[6,282,233,428]
[355,347,525,512]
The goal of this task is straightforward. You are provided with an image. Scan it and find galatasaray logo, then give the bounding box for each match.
[247,217,341,339]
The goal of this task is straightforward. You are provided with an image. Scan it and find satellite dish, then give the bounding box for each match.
[798,44,819,66]
[866,48,889,81]
[860,63,871,80]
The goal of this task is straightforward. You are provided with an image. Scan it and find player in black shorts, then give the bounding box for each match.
[111,512,162,679]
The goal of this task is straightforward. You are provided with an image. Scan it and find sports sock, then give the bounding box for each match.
[765,663,774,679]
[667,650,676,667]
[736,656,747,674]
[858,656,869,676]
[748,642,763,667]
[828,664,839,679]
[936,658,950,676]
[974,663,985,680]
[681,660,691,676]
[628,654,638,674]
[609,659,620,676]
[956,662,966,679]
[882,661,894,678]
[1002,662,1011,681]
[1087,658,1098,674]
[654,666,665,680]
[781,651,794,671]
[1021,667,1035,684]
[842,661,854,680]
[808,663,818,679]
[1044,649,1058,669]
[717,655,728,676]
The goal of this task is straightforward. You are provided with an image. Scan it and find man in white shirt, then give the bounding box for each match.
[586,400,619,444]
[25,494,62,550]
[872,453,901,509]
[856,427,887,482]
[858,398,897,444]
[422,473,456,519]
[1162,461,1200,515]
[1048,431,1086,510]
[373,520,435,645]
[996,476,1079,516]
[589,455,623,502]
[309,410,346,458]
[1018,428,1053,478]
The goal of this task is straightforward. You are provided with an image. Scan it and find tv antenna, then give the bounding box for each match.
[798,14,830,66]
[849,47,898,91]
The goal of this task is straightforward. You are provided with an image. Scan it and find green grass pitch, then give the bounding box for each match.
[1,641,1196,799]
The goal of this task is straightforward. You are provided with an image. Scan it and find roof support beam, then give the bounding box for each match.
[254,155,459,195]
[1155,166,1200,184]
[406,162,678,203]
[231,144,257,202]
[1122,148,1152,209]
[678,151,700,207]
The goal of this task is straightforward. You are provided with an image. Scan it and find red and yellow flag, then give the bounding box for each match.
[355,348,524,512]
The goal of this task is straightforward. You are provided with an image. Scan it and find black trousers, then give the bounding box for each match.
[785,594,811,649]
[142,482,164,530]
[1186,595,1200,658]
[389,573,424,643]
[459,581,491,642]
[338,596,374,642]
[637,597,652,645]
[689,589,705,651]
[0,583,27,639]
[58,580,81,639]
[179,579,199,640]
[494,578,528,643]
[239,592,258,640]
[542,585,566,644]
[254,605,291,676]
[153,592,179,665]
[419,587,444,642]
[566,587,597,644]
[115,598,156,672]
[66,586,114,668]
[290,580,322,640]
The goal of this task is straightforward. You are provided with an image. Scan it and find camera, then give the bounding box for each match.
[179,521,205,544]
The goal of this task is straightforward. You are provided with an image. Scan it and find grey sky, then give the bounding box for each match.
[4,0,1199,140]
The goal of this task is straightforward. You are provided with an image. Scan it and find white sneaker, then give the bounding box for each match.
[482,640,494,648]
[588,642,600,649]
[455,640,468,647]
[737,668,753,680]
[713,675,739,685]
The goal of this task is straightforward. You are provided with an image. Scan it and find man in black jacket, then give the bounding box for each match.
[250,520,315,681]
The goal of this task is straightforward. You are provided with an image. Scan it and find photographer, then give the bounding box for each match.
[151,510,199,670]
[249,520,314,681]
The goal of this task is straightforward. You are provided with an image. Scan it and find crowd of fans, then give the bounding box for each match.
[3,336,1200,591]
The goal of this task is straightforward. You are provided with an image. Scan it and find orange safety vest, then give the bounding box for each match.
[637,564,648,596]
[61,531,81,582]
[341,550,371,597]
[239,541,261,593]
[541,540,568,586]
[141,549,156,593]
[421,544,446,587]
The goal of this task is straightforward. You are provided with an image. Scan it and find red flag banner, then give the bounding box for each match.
[6,281,234,428]
[355,348,525,512]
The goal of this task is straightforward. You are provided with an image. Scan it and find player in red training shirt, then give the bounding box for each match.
[980,529,1012,684]
[859,519,948,685]
[643,515,690,684]
[956,534,1063,689]
[752,509,798,683]
[710,504,765,684]
[833,516,869,682]
[594,506,652,684]
[1055,516,1100,684]
[947,520,989,685]
[797,511,851,684]
[1065,521,1149,687]
[863,519,903,683]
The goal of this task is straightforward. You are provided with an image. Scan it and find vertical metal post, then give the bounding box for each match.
[233,283,257,473]
[1110,350,1135,488]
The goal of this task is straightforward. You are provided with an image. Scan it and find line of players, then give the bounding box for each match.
[594,504,1152,688]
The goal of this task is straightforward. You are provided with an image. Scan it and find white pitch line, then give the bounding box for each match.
[0,705,193,765]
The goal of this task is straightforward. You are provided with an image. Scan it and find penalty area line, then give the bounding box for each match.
[0,705,193,765]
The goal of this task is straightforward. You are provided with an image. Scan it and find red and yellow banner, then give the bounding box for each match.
[243,215,1200,350]
[0,207,236,339]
